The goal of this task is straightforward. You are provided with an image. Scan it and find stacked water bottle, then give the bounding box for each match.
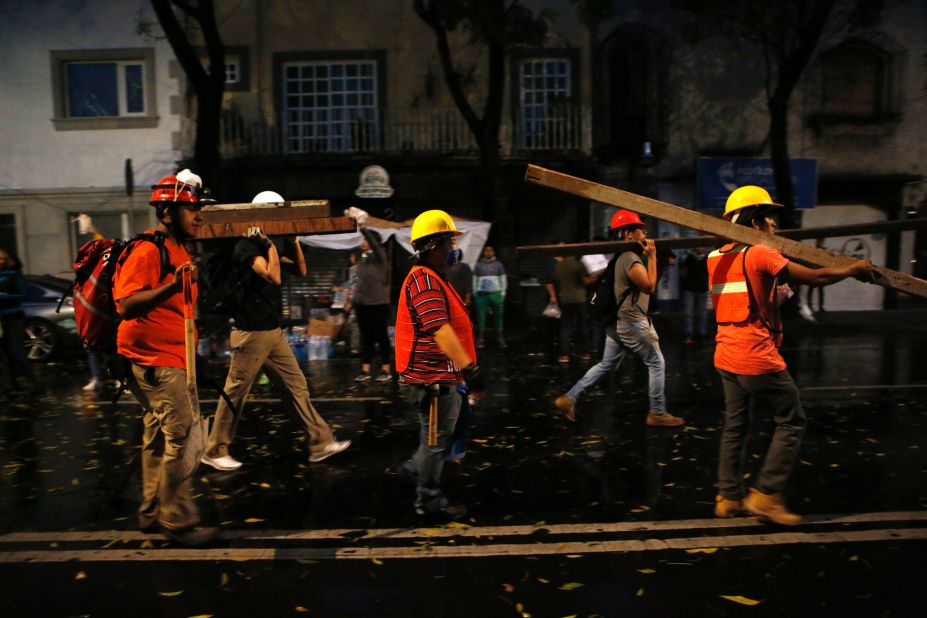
[288,329,309,362]
[309,335,333,360]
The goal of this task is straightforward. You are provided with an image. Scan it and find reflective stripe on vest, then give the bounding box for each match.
[395,265,477,375]
[707,243,751,324]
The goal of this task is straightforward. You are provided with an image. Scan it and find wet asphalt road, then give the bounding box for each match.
[1,311,925,617]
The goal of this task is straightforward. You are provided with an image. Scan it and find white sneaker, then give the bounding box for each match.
[201,454,243,471]
[82,379,100,391]
[309,439,351,463]
[798,303,817,323]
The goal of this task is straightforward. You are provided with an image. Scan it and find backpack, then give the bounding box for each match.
[200,239,248,316]
[588,254,638,325]
[61,232,171,352]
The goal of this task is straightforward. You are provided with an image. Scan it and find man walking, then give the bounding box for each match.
[395,210,485,517]
[200,190,349,472]
[710,186,872,525]
[554,210,683,427]
[114,170,217,546]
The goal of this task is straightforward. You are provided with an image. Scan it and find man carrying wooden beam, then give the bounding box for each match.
[710,186,873,526]
[200,190,350,472]
[553,210,684,427]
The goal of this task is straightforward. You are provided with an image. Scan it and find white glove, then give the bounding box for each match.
[344,206,369,225]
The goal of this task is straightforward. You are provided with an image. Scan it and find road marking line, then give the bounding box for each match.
[2,511,925,543]
[1,528,924,563]
[802,384,927,392]
[80,397,384,405]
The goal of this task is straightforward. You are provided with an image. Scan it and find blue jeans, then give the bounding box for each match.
[401,384,461,507]
[566,319,667,414]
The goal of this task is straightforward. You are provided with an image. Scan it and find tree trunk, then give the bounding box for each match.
[194,86,222,190]
[768,95,797,225]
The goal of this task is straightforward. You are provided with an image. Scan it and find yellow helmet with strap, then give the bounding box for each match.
[723,185,783,221]
[410,209,462,243]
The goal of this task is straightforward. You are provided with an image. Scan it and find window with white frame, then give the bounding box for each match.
[282,60,379,153]
[51,49,157,130]
[225,59,240,85]
[518,58,573,149]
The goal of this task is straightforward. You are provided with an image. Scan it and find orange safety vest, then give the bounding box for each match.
[707,243,752,323]
[395,265,477,374]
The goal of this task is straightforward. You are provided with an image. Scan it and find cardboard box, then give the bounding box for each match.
[308,318,339,338]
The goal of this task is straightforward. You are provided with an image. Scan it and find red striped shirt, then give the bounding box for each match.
[400,268,460,385]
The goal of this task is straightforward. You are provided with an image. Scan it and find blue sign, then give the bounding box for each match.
[696,157,818,210]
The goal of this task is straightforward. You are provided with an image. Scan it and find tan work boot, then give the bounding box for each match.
[743,488,802,526]
[645,412,684,427]
[714,495,745,518]
[554,395,576,422]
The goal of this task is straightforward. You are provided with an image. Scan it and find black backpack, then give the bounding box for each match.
[200,240,247,316]
[589,254,639,324]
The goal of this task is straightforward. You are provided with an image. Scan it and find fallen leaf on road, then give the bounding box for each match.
[720,595,762,606]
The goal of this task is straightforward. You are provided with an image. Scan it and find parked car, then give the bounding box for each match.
[21,275,80,362]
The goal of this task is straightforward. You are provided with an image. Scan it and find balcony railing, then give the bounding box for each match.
[188,106,592,159]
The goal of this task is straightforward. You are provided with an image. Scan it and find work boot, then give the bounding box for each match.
[645,412,684,427]
[714,495,745,518]
[743,488,802,526]
[554,394,576,422]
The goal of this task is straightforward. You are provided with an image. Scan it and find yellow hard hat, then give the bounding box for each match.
[723,185,783,220]
[410,209,462,243]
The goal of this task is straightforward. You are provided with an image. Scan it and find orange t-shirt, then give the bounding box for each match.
[114,234,197,369]
[714,243,789,376]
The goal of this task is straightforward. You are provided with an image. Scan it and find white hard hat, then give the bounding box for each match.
[252,190,285,204]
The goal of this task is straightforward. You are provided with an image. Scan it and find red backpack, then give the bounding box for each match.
[61,232,171,352]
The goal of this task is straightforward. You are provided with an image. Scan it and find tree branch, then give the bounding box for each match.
[413,0,483,139]
[197,0,226,89]
[151,0,208,91]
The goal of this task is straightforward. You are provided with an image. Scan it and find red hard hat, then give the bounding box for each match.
[609,209,644,231]
[149,175,199,206]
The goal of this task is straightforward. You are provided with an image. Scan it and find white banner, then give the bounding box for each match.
[298,218,492,269]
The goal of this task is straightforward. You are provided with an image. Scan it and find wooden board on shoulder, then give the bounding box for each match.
[524,164,927,299]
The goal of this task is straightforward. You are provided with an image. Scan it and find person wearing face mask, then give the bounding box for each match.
[709,186,874,526]
[346,208,393,383]
[395,210,486,518]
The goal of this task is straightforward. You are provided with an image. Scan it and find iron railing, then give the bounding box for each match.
[185,106,593,158]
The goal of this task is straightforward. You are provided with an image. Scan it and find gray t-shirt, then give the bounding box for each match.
[614,251,650,321]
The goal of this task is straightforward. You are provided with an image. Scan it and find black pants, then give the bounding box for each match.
[1,318,36,382]
[559,302,588,355]
[355,304,392,366]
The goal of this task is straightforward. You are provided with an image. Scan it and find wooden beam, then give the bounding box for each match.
[197,217,355,239]
[524,164,927,299]
[518,219,927,257]
[202,205,330,225]
[202,199,329,213]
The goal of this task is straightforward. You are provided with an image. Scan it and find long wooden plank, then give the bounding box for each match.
[197,216,355,239]
[518,218,927,257]
[525,164,927,299]
[202,199,329,212]
[202,205,329,225]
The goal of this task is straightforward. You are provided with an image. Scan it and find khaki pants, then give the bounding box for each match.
[205,328,334,459]
[127,364,207,531]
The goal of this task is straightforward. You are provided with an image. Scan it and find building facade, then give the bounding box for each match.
[0,0,185,275]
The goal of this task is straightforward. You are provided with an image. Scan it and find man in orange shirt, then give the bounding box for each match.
[113,171,218,546]
[709,186,873,525]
